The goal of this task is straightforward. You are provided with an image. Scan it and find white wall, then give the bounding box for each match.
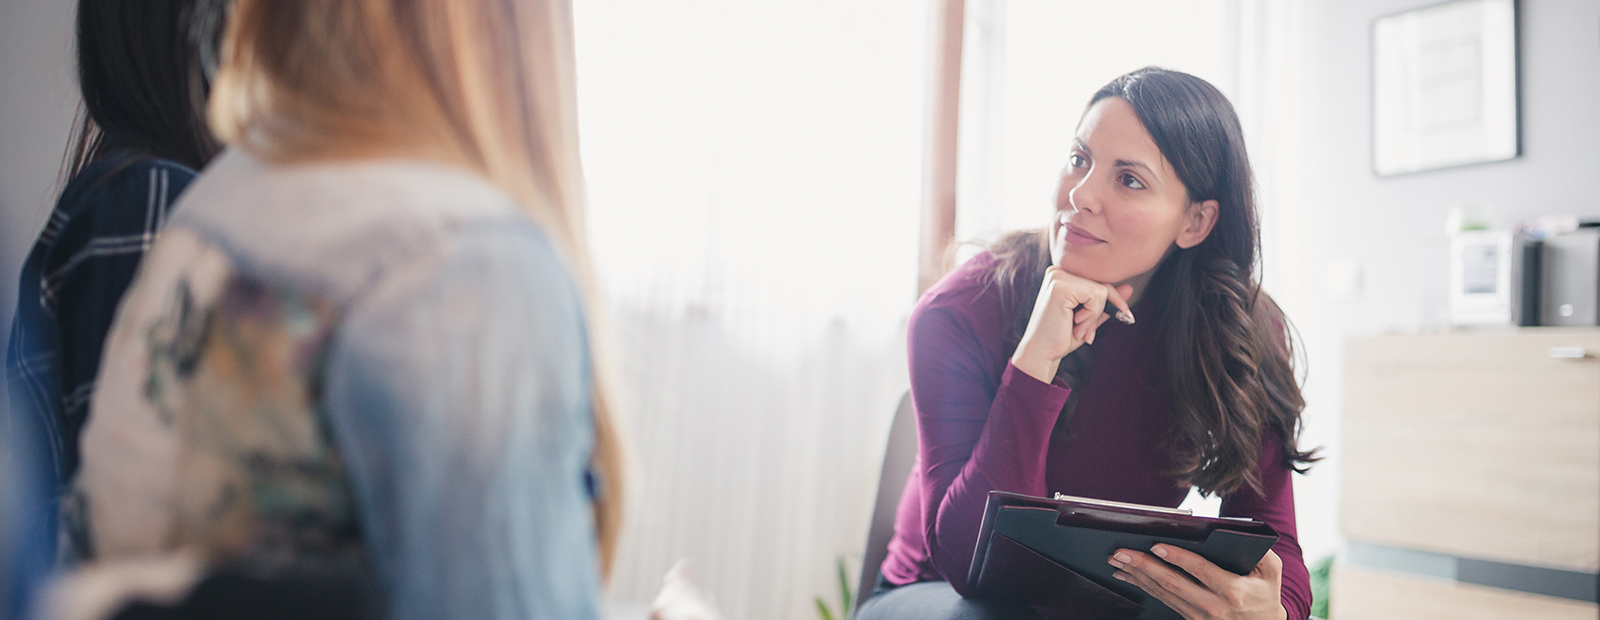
[1289,0,1600,564]
[1300,0,1600,334]
[0,0,79,346]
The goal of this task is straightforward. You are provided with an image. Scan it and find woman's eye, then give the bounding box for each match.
[1068,154,1087,168]
[1119,173,1146,190]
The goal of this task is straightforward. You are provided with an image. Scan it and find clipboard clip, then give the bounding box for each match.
[1052,492,1195,516]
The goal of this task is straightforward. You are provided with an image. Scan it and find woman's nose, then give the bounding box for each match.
[1067,176,1100,215]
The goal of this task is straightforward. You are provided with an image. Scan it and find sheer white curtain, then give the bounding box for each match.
[573,3,929,618]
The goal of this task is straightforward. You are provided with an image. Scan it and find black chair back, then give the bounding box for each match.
[849,392,918,619]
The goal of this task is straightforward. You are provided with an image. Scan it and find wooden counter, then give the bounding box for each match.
[1336,329,1600,619]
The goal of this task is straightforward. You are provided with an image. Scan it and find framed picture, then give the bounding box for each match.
[1372,0,1519,176]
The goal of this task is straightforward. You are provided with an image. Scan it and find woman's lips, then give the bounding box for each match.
[1062,223,1106,246]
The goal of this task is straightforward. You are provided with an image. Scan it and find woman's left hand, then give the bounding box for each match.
[1108,544,1287,620]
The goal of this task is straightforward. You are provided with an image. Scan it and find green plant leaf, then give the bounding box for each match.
[1310,555,1333,619]
[837,557,854,613]
[814,596,837,620]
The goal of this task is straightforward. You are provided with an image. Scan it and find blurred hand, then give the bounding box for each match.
[1010,265,1134,383]
[650,560,723,620]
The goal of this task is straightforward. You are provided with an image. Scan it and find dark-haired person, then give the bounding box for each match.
[857,67,1315,620]
[4,0,226,611]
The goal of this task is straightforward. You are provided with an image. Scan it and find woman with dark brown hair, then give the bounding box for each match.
[858,67,1316,620]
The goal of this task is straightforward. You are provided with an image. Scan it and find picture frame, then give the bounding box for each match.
[1372,0,1520,177]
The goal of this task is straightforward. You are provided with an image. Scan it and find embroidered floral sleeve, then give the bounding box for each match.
[72,151,604,620]
[71,229,364,576]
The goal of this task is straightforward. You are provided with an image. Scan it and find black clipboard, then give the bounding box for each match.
[967,491,1279,620]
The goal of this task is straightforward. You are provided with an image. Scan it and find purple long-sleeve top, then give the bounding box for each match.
[879,252,1311,620]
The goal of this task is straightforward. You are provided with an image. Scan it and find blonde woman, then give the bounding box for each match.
[58,1,625,618]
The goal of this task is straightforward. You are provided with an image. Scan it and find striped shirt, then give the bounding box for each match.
[6,151,195,507]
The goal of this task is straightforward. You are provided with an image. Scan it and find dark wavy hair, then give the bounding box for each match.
[61,0,229,181]
[989,67,1317,497]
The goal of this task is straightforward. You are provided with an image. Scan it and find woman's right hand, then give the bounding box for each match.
[1009,265,1134,383]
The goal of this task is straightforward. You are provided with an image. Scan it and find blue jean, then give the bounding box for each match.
[854,573,1046,620]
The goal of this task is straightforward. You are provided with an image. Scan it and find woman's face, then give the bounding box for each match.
[1049,97,1217,286]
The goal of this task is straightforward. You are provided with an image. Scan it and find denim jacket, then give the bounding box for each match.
[74,149,603,620]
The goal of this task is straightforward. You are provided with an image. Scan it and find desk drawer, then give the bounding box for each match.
[1342,330,1600,572]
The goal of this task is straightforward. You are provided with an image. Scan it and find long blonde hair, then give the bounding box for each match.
[208,0,627,576]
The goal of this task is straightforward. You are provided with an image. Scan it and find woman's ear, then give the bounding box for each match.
[1175,199,1219,249]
